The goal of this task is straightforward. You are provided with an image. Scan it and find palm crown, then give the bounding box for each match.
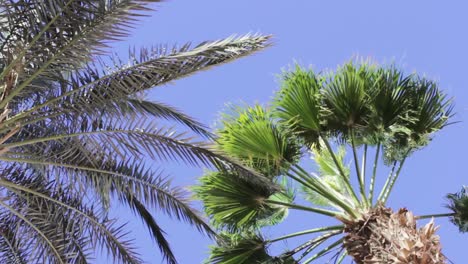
[0,1,271,263]
[195,61,460,263]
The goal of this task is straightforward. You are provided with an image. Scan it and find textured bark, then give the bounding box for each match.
[341,205,445,264]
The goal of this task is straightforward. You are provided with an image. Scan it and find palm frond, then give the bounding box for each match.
[217,105,301,177]
[272,65,322,147]
[322,62,374,138]
[0,167,143,264]
[206,232,275,264]
[0,0,163,107]
[446,186,468,233]
[125,194,177,264]
[5,35,271,119]
[194,171,291,232]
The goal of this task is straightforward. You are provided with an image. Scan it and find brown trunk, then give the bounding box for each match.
[341,205,445,264]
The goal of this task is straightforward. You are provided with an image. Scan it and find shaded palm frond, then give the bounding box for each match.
[125,194,177,264]
[0,0,163,106]
[381,78,453,163]
[194,171,291,232]
[0,167,143,264]
[206,232,275,264]
[367,67,412,134]
[446,186,468,233]
[6,35,271,118]
[0,216,28,264]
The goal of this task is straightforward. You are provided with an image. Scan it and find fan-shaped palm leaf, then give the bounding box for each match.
[194,171,291,232]
[272,66,322,147]
[197,60,455,263]
[217,105,301,177]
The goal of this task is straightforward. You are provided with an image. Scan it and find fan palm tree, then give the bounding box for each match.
[0,0,272,263]
[195,61,465,263]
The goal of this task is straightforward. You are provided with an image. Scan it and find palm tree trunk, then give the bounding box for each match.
[341,205,445,263]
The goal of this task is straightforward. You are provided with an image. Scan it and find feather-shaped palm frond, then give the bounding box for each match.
[0,0,272,262]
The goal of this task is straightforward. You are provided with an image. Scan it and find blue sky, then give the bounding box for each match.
[107,1,468,263]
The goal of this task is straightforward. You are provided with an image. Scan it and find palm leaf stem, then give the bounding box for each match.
[1,129,167,149]
[0,112,63,135]
[287,167,357,217]
[376,160,397,204]
[319,134,360,204]
[0,0,76,82]
[267,225,343,243]
[0,200,65,264]
[361,144,367,206]
[302,238,343,264]
[278,230,341,259]
[0,156,168,194]
[336,251,347,263]
[264,199,338,217]
[296,233,342,262]
[381,154,409,203]
[415,213,455,220]
[350,129,367,207]
[368,143,381,205]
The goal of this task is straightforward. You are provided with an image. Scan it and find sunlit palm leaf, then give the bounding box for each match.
[217,105,301,177]
[322,62,374,139]
[272,65,322,147]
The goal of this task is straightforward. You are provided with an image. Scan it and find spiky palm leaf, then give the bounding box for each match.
[197,60,455,263]
[0,0,272,263]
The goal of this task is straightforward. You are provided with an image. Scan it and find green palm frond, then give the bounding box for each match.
[272,66,322,147]
[198,60,454,263]
[367,67,412,134]
[322,62,374,138]
[380,77,453,163]
[206,232,288,264]
[194,171,291,232]
[217,105,301,177]
[446,187,468,233]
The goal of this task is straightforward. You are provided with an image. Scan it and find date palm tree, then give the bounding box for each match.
[195,61,466,263]
[0,0,272,263]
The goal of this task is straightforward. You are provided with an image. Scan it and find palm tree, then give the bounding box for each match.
[195,61,465,263]
[0,1,271,263]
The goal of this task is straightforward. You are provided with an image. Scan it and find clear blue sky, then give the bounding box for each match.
[106,1,468,263]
